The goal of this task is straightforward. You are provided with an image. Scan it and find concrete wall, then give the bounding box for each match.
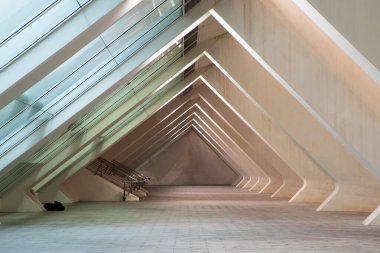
[140,130,238,185]
[59,169,124,202]
[213,0,380,178]
[211,1,380,212]
[307,0,380,70]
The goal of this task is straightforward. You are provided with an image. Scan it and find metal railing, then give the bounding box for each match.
[87,157,149,201]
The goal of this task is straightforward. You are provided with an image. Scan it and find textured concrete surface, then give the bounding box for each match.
[140,131,238,185]
[0,186,380,252]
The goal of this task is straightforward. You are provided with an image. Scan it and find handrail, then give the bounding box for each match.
[87,157,149,200]
[111,160,149,181]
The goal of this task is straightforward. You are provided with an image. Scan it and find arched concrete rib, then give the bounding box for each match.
[8,12,372,214]
[128,110,273,192]
[37,73,312,206]
[119,109,249,186]
[202,32,380,212]
[4,55,290,210]
[192,114,262,189]
[102,63,326,202]
[114,100,268,192]
[221,0,380,225]
[110,93,295,196]
[0,48,209,211]
[1,43,330,210]
[105,90,301,195]
[103,101,251,188]
[2,32,336,212]
[108,82,307,199]
[195,89,304,197]
[133,119,244,187]
[59,120,244,203]
[1,68,203,211]
[35,104,255,201]
[195,98,303,197]
[32,76,205,203]
[196,72,334,203]
[211,0,380,182]
[1,1,334,211]
[103,98,251,187]
[40,74,312,204]
[210,1,380,212]
[137,107,278,195]
[129,115,246,187]
[113,101,265,189]
[1,0,379,226]
[117,104,265,191]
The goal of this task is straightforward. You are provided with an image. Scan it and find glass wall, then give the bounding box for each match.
[0,38,185,194]
[0,0,183,159]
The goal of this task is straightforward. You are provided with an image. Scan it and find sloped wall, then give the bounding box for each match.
[60,169,124,202]
[139,131,238,185]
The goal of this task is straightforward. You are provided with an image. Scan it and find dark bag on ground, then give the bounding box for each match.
[44,201,65,211]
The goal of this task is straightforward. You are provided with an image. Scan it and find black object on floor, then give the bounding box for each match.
[44,201,65,211]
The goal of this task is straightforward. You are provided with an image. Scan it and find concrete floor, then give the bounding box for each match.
[0,186,380,252]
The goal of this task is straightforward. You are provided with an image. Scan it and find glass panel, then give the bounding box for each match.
[0,0,56,44]
[0,0,85,71]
